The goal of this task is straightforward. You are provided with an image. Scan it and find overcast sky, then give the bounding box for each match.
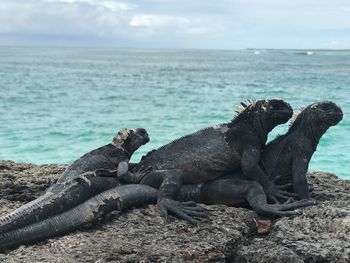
[0,0,349,49]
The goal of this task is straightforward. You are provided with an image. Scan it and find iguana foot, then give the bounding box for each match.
[259,198,317,216]
[266,183,299,204]
[157,198,208,225]
[118,163,152,183]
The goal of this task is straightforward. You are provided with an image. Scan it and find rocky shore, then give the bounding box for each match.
[0,160,349,262]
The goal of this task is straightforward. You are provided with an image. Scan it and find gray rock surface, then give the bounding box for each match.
[0,160,349,262]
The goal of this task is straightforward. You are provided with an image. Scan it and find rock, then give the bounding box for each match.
[0,161,349,262]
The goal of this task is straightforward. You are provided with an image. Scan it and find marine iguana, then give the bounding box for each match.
[55,127,149,184]
[0,102,341,248]
[261,101,343,199]
[128,99,294,223]
[177,101,343,218]
[0,128,150,234]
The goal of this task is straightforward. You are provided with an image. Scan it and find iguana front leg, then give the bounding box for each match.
[141,169,208,224]
[292,155,311,199]
[158,170,209,224]
[241,146,295,203]
[117,161,152,183]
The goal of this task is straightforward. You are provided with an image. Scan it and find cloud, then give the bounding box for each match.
[129,15,211,36]
[130,15,188,28]
[42,0,137,11]
[0,0,133,38]
[0,0,349,48]
[0,0,216,47]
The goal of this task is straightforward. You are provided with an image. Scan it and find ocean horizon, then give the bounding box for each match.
[0,46,348,178]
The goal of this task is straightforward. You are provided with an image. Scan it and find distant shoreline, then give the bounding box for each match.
[0,44,349,52]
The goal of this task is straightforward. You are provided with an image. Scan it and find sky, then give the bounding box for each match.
[0,0,350,49]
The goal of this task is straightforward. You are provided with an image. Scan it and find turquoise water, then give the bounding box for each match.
[0,47,348,178]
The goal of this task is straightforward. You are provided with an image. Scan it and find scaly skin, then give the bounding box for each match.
[55,128,149,185]
[178,101,343,218]
[0,102,341,248]
[0,171,119,234]
[129,99,294,223]
[0,175,312,250]
[0,174,317,250]
[0,128,149,234]
[178,178,317,218]
[4,100,342,249]
[121,101,343,222]
[0,184,158,250]
[261,101,343,199]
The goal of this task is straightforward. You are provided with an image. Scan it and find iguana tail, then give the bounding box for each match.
[0,171,119,234]
[0,184,158,250]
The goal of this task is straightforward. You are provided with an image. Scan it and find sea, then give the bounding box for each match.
[0,47,348,179]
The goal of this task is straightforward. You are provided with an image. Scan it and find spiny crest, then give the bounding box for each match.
[234,99,257,117]
[156,126,213,152]
[112,128,134,148]
[289,107,305,126]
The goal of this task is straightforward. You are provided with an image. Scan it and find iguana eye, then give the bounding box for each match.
[138,129,146,135]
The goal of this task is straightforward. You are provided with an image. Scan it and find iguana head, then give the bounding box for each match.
[262,99,294,129]
[290,101,343,132]
[235,99,293,134]
[112,128,150,155]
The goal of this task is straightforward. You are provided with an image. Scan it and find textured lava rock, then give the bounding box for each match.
[0,160,349,262]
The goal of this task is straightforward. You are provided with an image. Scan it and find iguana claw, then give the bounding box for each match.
[157,198,208,225]
[259,198,317,216]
